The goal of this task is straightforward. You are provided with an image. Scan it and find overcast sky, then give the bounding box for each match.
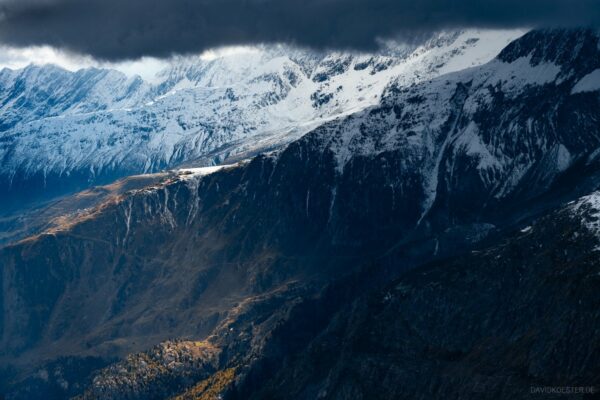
[0,44,176,80]
[0,0,598,75]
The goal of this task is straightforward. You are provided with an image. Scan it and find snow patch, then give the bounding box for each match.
[454,122,501,170]
[571,191,600,244]
[555,144,572,172]
[571,69,600,94]
[487,57,562,95]
[177,165,228,180]
[520,226,532,233]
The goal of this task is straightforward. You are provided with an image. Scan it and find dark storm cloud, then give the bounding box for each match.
[0,0,599,60]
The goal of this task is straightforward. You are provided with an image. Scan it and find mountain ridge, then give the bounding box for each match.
[0,30,524,211]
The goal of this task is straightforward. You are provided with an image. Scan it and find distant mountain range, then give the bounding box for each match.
[0,30,522,211]
[1,29,600,399]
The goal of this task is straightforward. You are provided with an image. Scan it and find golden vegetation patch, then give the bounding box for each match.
[170,368,236,400]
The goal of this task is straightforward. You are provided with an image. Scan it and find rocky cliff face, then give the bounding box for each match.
[1,29,600,399]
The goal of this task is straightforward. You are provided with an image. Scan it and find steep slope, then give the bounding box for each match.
[0,30,523,211]
[239,190,600,400]
[2,29,600,398]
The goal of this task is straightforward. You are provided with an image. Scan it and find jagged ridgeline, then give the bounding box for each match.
[1,29,600,399]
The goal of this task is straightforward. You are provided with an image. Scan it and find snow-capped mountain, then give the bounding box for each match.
[2,29,600,399]
[0,30,523,209]
[307,28,600,228]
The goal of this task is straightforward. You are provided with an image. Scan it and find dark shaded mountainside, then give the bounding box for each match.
[244,193,600,400]
[1,29,600,399]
